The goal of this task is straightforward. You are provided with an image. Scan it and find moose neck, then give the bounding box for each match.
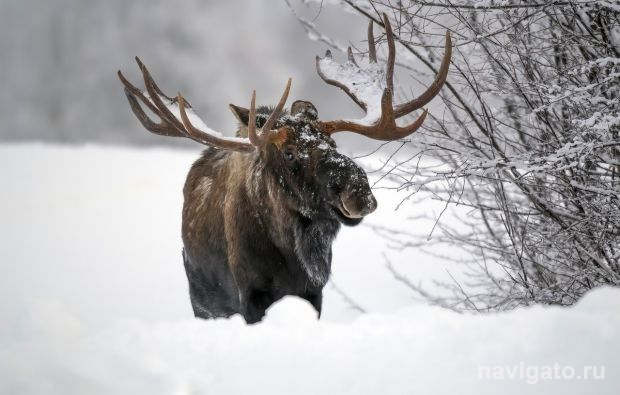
[243,151,339,287]
[246,155,340,288]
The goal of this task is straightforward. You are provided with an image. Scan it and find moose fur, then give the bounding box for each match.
[181,102,376,323]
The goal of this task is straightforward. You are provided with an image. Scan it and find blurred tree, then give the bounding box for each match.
[2,0,365,147]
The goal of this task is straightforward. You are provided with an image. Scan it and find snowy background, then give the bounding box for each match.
[1,1,619,394]
[1,0,371,149]
[1,144,618,394]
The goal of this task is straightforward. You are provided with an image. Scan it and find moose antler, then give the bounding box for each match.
[118,57,291,152]
[246,79,292,147]
[316,14,452,141]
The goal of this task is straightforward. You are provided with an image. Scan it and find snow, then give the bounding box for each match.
[143,90,252,145]
[1,143,619,394]
[599,1,620,12]
[472,0,510,8]
[317,56,386,126]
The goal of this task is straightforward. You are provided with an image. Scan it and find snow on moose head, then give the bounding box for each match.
[117,14,452,324]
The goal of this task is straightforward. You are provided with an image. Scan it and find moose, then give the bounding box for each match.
[118,14,451,323]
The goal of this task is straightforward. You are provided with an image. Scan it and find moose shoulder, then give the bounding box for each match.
[118,14,451,323]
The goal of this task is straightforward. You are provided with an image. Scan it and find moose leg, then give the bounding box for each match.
[239,288,277,324]
[183,250,213,319]
[302,292,323,318]
[230,260,271,323]
[183,249,239,319]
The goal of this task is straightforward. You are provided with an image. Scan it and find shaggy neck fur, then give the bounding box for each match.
[244,151,340,287]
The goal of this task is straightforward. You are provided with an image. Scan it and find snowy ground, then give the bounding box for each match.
[1,143,618,394]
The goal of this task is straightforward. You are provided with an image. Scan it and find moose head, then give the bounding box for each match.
[118,14,451,323]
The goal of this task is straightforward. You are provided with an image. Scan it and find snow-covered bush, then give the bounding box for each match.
[290,0,620,309]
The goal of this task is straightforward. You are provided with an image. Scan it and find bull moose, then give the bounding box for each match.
[118,14,451,323]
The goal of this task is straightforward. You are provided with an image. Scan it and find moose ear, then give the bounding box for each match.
[290,100,318,120]
[229,104,250,126]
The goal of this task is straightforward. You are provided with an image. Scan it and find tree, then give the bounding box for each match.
[289,0,620,310]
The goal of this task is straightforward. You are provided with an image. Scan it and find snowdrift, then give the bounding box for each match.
[1,144,618,394]
[1,289,618,394]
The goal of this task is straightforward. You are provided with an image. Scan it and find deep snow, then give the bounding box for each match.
[1,144,618,394]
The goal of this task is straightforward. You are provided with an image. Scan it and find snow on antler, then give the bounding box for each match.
[316,53,386,126]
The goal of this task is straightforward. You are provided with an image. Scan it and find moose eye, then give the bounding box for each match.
[285,150,296,162]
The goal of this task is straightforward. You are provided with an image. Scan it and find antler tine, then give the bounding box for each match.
[136,57,188,134]
[239,78,291,147]
[368,20,377,63]
[119,58,256,152]
[118,69,187,138]
[176,93,254,152]
[316,57,366,111]
[394,31,452,118]
[261,78,292,133]
[398,109,428,135]
[316,12,451,141]
[118,69,158,115]
[384,14,395,95]
[134,57,174,101]
[247,90,259,146]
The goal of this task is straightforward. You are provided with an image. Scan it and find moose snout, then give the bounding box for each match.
[340,190,377,218]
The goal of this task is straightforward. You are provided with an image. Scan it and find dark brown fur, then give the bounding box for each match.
[181,104,376,323]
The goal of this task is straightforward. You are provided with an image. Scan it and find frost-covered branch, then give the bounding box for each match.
[289,0,620,310]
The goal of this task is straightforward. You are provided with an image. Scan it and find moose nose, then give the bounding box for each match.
[361,192,377,216]
[340,191,377,218]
